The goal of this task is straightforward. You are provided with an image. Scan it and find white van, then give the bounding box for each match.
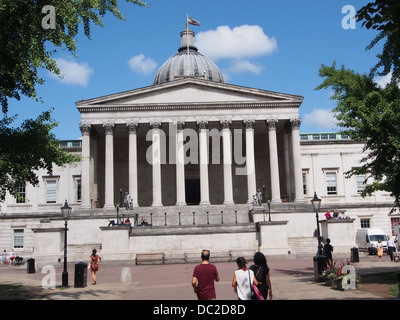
[356,228,388,255]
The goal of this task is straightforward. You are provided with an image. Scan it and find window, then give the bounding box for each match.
[16,183,26,203]
[13,229,24,248]
[360,218,370,229]
[302,173,307,195]
[326,172,337,195]
[356,175,366,194]
[76,179,81,202]
[46,180,57,203]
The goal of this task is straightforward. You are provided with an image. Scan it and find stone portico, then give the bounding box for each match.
[77,78,305,210]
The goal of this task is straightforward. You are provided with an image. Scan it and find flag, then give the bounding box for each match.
[187,16,200,26]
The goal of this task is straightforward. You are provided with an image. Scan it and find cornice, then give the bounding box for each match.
[77,101,302,114]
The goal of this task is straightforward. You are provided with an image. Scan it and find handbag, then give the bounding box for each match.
[251,266,266,300]
[247,270,262,300]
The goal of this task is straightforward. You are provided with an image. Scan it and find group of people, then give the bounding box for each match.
[1,249,15,266]
[191,250,273,300]
[377,236,398,262]
[324,210,345,220]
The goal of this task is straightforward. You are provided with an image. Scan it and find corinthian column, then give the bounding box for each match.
[103,123,115,208]
[176,121,186,206]
[197,121,210,205]
[79,123,91,209]
[150,122,163,207]
[266,119,281,203]
[127,122,139,207]
[244,120,256,204]
[221,120,234,204]
[290,119,305,202]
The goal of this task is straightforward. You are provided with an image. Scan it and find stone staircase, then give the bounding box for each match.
[287,237,317,256]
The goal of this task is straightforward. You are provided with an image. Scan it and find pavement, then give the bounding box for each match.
[0,254,399,302]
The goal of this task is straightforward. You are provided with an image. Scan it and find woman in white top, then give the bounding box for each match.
[232,257,258,300]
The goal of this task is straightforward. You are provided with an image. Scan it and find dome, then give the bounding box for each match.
[153,28,225,85]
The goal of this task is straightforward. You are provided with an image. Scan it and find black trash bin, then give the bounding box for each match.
[313,256,327,282]
[27,258,35,274]
[74,262,87,288]
[351,247,359,263]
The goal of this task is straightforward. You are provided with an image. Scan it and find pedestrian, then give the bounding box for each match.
[9,249,14,265]
[191,250,220,300]
[323,238,334,262]
[1,250,6,266]
[249,252,273,300]
[387,236,396,261]
[232,257,258,300]
[89,249,101,285]
[377,238,383,262]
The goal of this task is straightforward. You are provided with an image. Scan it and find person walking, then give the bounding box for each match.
[89,249,101,285]
[249,252,273,300]
[387,236,396,261]
[1,250,7,266]
[191,250,220,300]
[232,257,258,300]
[377,238,383,262]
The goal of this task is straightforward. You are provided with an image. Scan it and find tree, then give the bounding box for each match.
[316,63,400,211]
[356,0,400,81]
[0,0,148,202]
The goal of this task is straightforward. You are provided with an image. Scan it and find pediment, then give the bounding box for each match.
[76,78,303,109]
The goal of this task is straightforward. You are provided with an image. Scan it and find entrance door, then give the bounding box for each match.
[185,179,200,205]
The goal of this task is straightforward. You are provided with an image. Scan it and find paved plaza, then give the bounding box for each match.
[0,254,399,301]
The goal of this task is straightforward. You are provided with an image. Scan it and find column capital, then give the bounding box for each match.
[103,123,115,135]
[150,122,162,130]
[197,120,208,130]
[290,118,301,129]
[126,122,139,133]
[266,119,278,130]
[243,119,255,129]
[79,123,91,136]
[176,121,186,132]
[220,120,232,130]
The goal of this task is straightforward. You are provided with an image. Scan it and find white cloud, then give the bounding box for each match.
[224,60,263,75]
[303,109,337,130]
[49,58,93,86]
[195,25,277,62]
[127,54,158,75]
[374,71,400,88]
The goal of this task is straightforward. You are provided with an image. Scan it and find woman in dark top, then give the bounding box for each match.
[249,252,273,300]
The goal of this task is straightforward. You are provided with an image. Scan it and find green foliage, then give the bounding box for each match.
[356,0,400,81]
[0,0,149,113]
[0,109,80,202]
[316,63,400,211]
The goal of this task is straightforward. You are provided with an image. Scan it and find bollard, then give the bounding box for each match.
[120,267,132,283]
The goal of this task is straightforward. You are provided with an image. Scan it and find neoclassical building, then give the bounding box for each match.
[0,27,398,264]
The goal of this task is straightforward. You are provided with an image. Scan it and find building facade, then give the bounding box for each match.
[0,28,398,265]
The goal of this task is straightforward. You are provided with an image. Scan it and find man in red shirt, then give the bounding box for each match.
[191,250,220,300]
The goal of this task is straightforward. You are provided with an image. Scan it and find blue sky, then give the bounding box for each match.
[8,0,385,140]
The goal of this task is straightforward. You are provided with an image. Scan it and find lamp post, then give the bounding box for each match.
[267,200,271,222]
[60,200,72,287]
[311,192,322,254]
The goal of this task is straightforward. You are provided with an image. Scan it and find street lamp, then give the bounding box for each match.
[267,200,271,222]
[311,192,322,254]
[60,200,72,287]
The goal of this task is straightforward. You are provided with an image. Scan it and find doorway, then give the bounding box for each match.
[185,179,200,205]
